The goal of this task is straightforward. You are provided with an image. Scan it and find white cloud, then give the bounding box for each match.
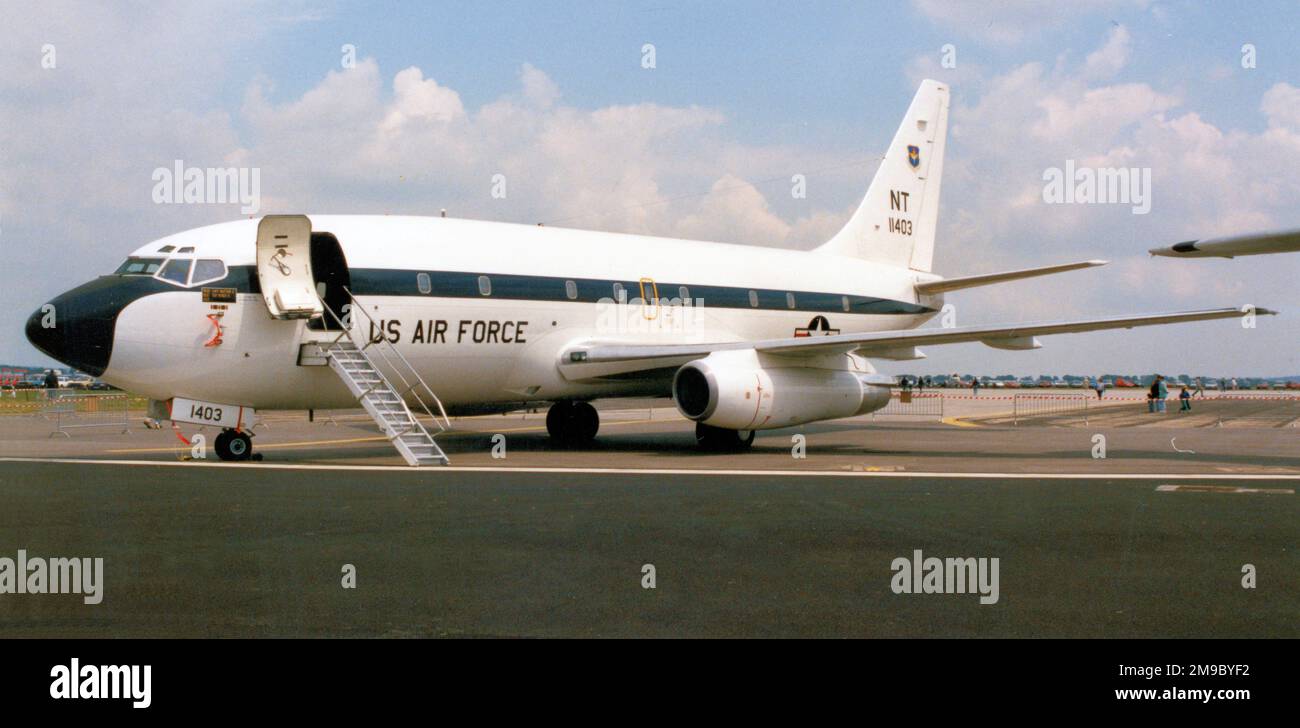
[520,63,561,108]
[1083,25,1131,79]
[381,66,466,132]
[674,174,792,245]
[1032,83,1180,143]
[1261,82,1300,132]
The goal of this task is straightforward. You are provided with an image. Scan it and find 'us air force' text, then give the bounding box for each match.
[370,319,528,345]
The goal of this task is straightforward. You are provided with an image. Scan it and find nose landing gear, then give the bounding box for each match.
[545,401,599,445]
[214,429,256,462]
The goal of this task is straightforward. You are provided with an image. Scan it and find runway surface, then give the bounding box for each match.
[0,460,1294,638]
[0,393,1296,637]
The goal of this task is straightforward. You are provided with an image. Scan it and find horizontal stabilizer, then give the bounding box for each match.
[915,260,1106,295]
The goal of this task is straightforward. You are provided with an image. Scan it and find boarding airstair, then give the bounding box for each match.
[318,289,451,467]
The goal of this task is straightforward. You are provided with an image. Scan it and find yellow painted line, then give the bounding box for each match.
[943,408,1018,426]
[103,417,684,454]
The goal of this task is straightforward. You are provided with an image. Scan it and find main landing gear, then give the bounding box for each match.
[546,401,599,445]
[695,422,755,451]
[214,429,257,462]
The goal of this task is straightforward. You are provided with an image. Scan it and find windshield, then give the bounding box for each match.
[191,259,227,286]
[115,258,165,276]
[158,258,193,285]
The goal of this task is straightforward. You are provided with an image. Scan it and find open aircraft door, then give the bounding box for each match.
[256,215,323,319]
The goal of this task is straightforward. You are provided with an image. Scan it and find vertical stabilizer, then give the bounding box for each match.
[816,80,949,272]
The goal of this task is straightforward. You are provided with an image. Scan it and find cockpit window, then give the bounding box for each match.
[190,259,227,286]
[177,246,195,253]
[157,245,176,253]
[115,257,165,275]
[158,258,192,285]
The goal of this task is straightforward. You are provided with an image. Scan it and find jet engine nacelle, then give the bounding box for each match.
[671,349,892,431]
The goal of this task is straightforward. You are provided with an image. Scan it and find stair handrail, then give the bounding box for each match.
[318,289,452,432]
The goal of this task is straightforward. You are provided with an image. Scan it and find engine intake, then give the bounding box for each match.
[671,349,891,431]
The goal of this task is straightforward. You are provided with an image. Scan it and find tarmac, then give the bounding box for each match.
[0,389,1296,637]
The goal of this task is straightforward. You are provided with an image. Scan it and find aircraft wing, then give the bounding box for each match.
[559,306,1271,379]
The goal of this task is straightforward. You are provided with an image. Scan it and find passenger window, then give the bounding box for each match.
[158,258,192,286]
[190,259,227,286]
[786,292,796,309]
[478,275,491,296]
[612,282,625,301]
[417,273,432,294]
[748,290,759,307]
[842,296,851,312]
[679,286,690,302]
[565,280,578,300]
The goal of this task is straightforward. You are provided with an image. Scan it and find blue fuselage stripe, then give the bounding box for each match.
[346,268,934,316]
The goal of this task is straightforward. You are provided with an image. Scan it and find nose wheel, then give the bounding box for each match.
[546,401,599,445]
[215,429,255,462]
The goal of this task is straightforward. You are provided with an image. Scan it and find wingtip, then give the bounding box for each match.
[1236,305,1278,316]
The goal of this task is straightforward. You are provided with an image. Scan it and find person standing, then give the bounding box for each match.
[1179,386,1192,412]
[1155,375,1168,413]
[972,379,980,397]
[43,369,59,400]
[1094,377,1105,400]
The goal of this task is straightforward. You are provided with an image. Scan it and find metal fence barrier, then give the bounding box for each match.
[874,391,945,419]
[42,393,132,437]
[1013,393,1090,425]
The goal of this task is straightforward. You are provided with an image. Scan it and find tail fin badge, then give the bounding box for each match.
[907,145,921,168]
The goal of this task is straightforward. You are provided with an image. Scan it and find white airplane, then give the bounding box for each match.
[26,80,1271,464]
[1150,228,1300,258]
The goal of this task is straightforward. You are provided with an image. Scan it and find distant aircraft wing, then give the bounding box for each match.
[559,306,1271,379]
[1150,228,1300,258]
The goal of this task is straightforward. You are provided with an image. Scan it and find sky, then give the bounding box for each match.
[2,1,1298,377]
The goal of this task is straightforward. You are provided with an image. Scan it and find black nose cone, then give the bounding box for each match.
[25,278,127,377]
